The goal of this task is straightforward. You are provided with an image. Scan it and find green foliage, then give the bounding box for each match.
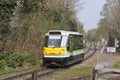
[0,53,41,72]
[0,41,4,48]
[3,66,14,71]
[6,54,24,68]
[24,54,36,66]
[0,42,3,47]
[86,29,98,42]
[53,12,62,23]
[22,0,46,13]
[0,60,6,70]
[0,0,17,21]
[68,19,77,31]
[108,32,115,46]
[0,52,11,60]
[36,59,43,66]
[0,0,17,52]
[0,59,14,72]
[96,18,110,40]
[5,54,37,68]
[86,18,111,43]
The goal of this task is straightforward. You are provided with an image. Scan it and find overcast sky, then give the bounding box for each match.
[76,0,106,32]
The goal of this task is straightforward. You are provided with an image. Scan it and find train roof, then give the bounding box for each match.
[46,30,83,36]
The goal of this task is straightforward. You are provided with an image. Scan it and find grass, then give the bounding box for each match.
[113,61,120,68]
[58,66,92,78]
[113,51,120,68]
[0,64,42,74]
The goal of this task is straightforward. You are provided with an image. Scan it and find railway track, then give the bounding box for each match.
[83,44,96,61]
[0,67,46,80]
[1,68,62,80]
[70,43,97,68]
[0,44,96,80]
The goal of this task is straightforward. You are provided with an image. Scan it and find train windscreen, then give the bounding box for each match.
[47,35,61,47]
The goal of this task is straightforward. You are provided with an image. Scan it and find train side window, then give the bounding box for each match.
[73,35,83,50]
[79,36,83,48]
[67,35,83,51]
[73,35,79,50]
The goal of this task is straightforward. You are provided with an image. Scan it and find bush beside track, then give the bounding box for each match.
[0,53,42,73]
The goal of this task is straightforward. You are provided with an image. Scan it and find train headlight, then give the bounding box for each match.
[59,52,61,54]
[61,49,65,51]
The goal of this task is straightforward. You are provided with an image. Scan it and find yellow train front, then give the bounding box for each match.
[43,30,84,67]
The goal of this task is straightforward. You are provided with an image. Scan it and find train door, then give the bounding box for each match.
[67,35,74,56]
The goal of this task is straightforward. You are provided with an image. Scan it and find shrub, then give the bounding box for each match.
[0,42,4,48]
[24,54,36,66]
[36,59,43,66]
[0,53,40,72]
[3,66,14,71]
[0,52,11,60]
[6,54,24,68]
[0,60,6,70]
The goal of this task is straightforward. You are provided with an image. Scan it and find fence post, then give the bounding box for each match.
[93,68,97,80]
[32,70,37,80]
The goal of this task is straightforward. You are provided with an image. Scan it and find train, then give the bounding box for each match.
[43,30,84,67]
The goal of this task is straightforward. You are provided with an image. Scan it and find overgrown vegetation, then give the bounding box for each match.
[0,53,42,72]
